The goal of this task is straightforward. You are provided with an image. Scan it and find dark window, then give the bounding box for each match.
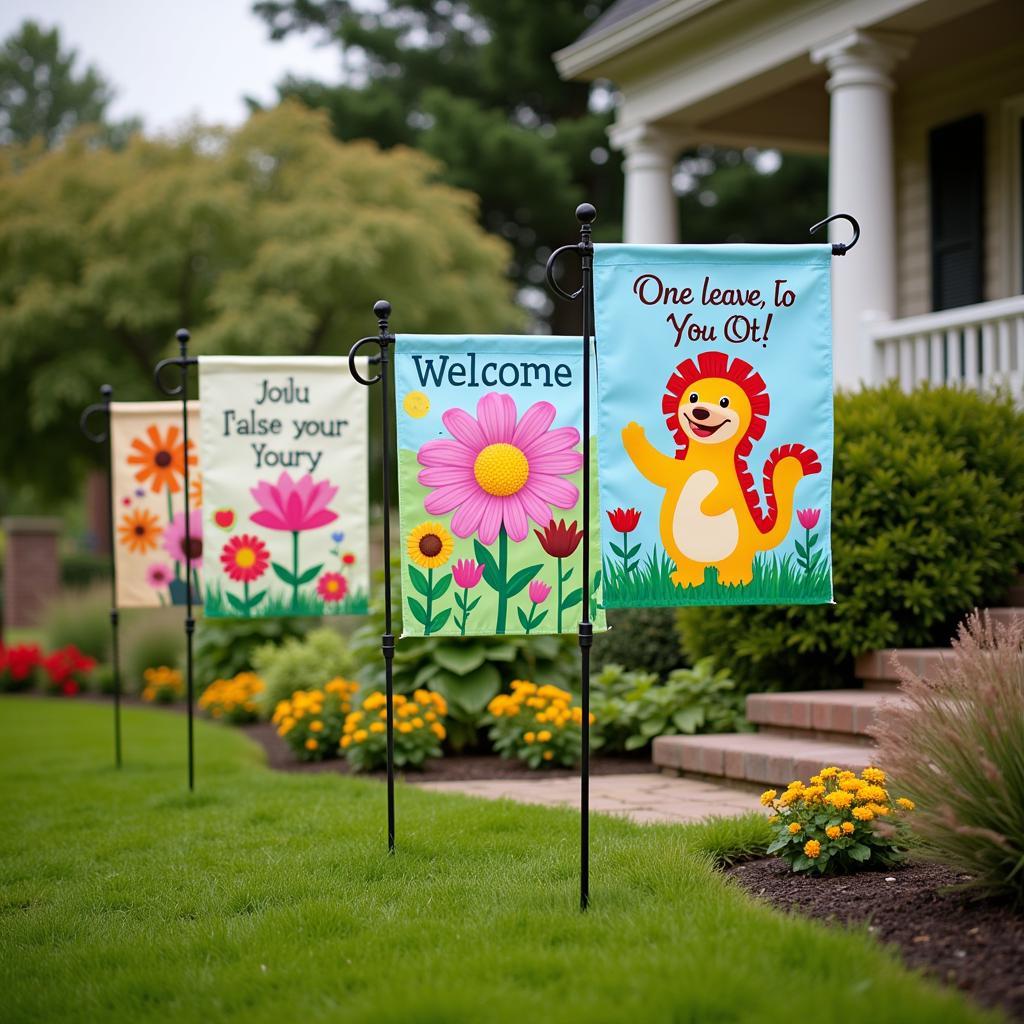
[929,114,985,310]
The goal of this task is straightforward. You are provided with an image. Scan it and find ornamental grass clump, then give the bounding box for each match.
[486,680,593,769]
[761,765,915,874]
[198,671,265,724]
[273,678,359,762]
[341,689,447,772]
[874,610,1024,905]
[141,666,184,704]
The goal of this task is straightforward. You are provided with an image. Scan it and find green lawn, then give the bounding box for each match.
[0,699,998,1024]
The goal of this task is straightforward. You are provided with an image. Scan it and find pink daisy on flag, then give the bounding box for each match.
[416,393,582,545]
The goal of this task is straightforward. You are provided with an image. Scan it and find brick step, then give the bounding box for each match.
[986,607,1024,626]
[746,689,908,744]
[653,732,875,788]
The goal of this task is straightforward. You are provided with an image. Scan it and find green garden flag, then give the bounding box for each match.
[395,335,605,637]
[198,356,370,618]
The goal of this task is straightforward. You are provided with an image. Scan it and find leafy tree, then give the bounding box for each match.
[0,20,137,148]
[253,0,622,327]
[0,101,519,500]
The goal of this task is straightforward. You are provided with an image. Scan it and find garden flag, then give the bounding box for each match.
[198,357,369,618]
[593,244,833,608]
[110,401,201,608]
[395,335,605,637]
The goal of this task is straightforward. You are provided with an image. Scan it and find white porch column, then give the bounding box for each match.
[812,31,911,388]
[609,123,680,243]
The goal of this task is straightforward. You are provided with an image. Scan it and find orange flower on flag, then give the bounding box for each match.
[190,472,203,508]
[118,507,162,554]
[127,424,194,494]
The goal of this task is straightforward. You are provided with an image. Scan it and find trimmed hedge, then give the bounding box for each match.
[676,384,1024,691]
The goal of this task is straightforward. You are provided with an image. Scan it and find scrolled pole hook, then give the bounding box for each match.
[80,386,111,444]
[810,213,860,256]
[154,356,185,396]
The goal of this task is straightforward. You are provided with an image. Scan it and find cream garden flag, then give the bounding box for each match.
[198,357,369,618]
[110,401,201,608]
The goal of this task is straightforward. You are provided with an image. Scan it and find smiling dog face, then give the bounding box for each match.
[676,377,752,446]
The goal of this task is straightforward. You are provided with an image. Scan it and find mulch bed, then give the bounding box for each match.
[241,721,657,782]
[728,857,1024,1020]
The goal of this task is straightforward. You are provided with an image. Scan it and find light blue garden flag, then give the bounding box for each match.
[593,244,833,608]
[395,335,606,637]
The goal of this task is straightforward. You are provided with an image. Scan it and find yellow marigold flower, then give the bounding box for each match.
[819,767,839,779]
[802,785,825,801]
[896,797,915,811]
[861,766,886,784]
[398,722,413,734]
[804,839,821,859]
[786,780,804,791]
[364,692,386,711]
[304,738,318,751]
[340,735,352,748]
[524,731,536,744]
[857,784,888,804]
[824,790,853,809]
[537,730,552,743]
[425,711,437,722]
[542,750,554,761]
[810,775,823,786]
[393,694,407,706]
[826,825,841,839]
[430,722,446,740]
[839,777,864,792]
[778,791,799,807]
[841,821,855,834]
[866,802,890,816]
[788,822,802,834]
[412,717,424,729]
[370,722,385,734]
[760,789,777,806]
[353,729,369,742]
[309,720,324,733]
[852,806,874,821]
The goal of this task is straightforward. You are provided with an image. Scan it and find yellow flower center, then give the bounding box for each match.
[327,580,339,592]
[474,443,529,497]
[235,547,256,568]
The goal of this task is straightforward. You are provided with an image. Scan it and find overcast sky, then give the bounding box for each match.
[0,0,343,134]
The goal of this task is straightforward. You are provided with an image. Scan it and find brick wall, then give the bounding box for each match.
[3,517,61,631]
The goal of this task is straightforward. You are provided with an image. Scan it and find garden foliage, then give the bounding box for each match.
[486,680,591,768]
[342,690,448,772]
[121,611,181,692]
[677,386,1024,690]
[875,611,1024,905]
[41,585,110,662]
[194,616,309,689]
[198,672,265,724]
[592,661,749,753]
[140,666,183,704]
[272,678,359,762]
[761,766,915,874]
[252,627,355,717]
[592,606,687,679]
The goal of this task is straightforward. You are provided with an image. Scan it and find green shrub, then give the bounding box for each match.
[593,606,687,679]
[252,627,356,717]
[41,586,110,662]
[60,550,110,588]
[350,568,579,747]
[121,610,182,694]
[592,660,749,754]
[677,385,1024,691]
[875,611,1024,905]
[194,617,310,689]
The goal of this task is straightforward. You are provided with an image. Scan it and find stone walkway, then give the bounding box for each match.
[415,772,763,824]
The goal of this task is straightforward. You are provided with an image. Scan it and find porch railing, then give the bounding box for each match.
[868,294,1024,393]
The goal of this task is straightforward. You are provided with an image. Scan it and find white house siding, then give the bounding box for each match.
[895,40,1024,318]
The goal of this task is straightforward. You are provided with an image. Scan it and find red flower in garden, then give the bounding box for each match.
[607,507,641,533]
[317,572,348,603]
[797,508,821,530]
[0,643,42,686]
[534,519,583,559]
[220,534,270,583]
[42,645,95,693]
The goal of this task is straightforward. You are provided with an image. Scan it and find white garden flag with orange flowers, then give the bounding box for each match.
[110,401,201,608]
[394,335,605,638]
[198,357,369,618]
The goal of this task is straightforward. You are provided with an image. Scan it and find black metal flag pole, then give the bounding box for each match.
[546,203,597,910]
[348,300,397,853]
[154,329,199,791]
[80,384,123,769]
